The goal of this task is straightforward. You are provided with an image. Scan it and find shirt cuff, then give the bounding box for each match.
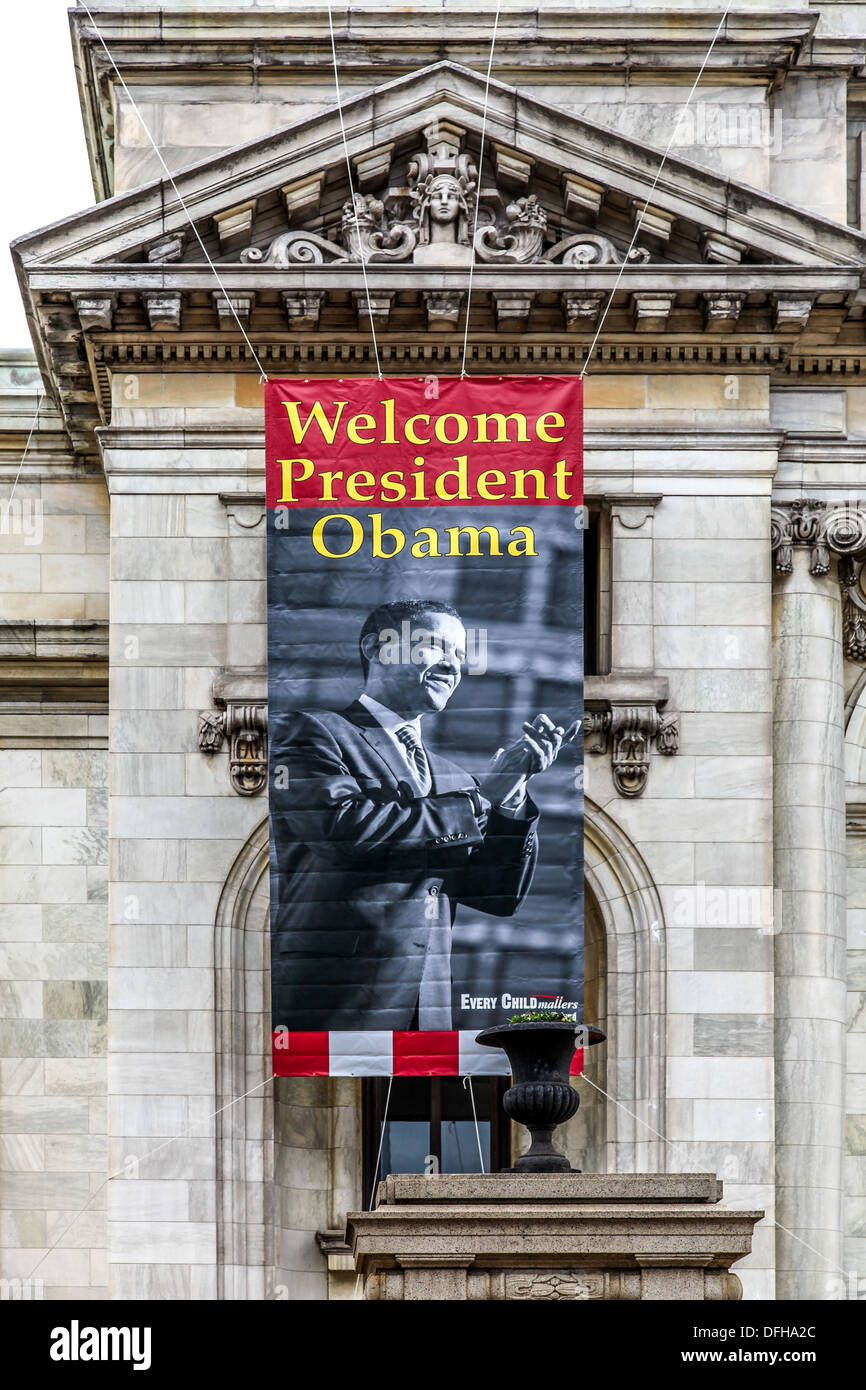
[496,788,529,819]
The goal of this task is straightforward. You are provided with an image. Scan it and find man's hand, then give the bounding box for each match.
[477,713,566,809]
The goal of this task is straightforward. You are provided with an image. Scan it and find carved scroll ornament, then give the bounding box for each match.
[198,701,267,796]
[772,499,866,663]
[585,705,679,798]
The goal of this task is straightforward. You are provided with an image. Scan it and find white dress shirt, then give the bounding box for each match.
[357,693,426,787]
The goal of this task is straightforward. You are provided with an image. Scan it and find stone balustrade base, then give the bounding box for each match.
[346,1173,763,1301]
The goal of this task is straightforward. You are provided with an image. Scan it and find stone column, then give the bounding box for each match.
[771,500,857,1299]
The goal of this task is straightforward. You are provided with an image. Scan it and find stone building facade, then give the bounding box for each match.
[2,0,866,1301]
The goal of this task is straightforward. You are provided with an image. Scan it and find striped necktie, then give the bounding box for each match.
[396,724,432,795]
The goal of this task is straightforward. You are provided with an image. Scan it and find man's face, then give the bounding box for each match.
[369,610,466,716]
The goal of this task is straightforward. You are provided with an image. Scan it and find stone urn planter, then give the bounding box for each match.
[476,1020,606,1172]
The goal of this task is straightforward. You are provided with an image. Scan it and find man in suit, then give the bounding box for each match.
[269,598,567,1031]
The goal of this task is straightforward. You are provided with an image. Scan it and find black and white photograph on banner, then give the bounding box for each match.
[264,375,584,1067]
[0,0,864,1339]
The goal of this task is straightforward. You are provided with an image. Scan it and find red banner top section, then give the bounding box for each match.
[264,375,583,509]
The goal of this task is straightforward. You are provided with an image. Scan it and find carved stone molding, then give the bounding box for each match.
[563,292,605,331]
[143,292,182,332]
[213,199,257,252]
[282,290,324,332]
[631,293,675,333]
[200,667,676,797]
[214,291,254,329]
[146,231,185,264]
[771,499,866,576]
[354,290,394,328]
[492,291,535,330]
[701,231,746,265]
[281,171,325,223]
[702,292,745,331]
[771,291,815,333]
[585,695,679,798]
[772,499,866,663]
[475,196,547,265]
[236,121,653,272]
[841,556,866,663]
[424,290,464,330]
[72,293,115,332]
[543,233,650,268]
[199,671,267,796]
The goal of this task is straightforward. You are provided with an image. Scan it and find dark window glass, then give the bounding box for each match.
[542,517,597,674]
[584,514,599,676]
[362,1077,509,1202]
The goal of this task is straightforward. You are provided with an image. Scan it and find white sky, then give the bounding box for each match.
[1,2,94,349]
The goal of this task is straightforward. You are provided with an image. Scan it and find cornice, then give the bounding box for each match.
[0,620,109,697]
[27,265,863,294]
[98,425,785,453]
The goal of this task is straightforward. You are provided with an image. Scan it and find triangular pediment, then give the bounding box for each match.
[13,61,866,455]
[14,60,866,272]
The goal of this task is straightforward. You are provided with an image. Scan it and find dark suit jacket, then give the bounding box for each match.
[269,700,539,1030]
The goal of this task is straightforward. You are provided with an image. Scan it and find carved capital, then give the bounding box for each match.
[771,499,866,576]
[585,702,679,798]
[773,501,866,663]
[198,697,267,796]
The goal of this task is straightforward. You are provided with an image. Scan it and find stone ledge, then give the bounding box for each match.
[377,1172,722,1205]
[0,620,109,695]
[346,1173,764,1299]
[0,619,108,663]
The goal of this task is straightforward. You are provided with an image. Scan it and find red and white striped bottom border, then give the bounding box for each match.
[273,1031,584,1077]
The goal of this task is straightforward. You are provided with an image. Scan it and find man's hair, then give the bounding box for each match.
[359,599,462,679]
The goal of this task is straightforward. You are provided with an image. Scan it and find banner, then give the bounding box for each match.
[265,376,584,1075]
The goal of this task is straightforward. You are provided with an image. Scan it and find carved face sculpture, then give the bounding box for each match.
[428,175,463,226]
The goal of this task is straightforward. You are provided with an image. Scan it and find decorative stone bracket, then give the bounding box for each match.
[586,672,681,795]
[772,499,866,663]
[200,669,677,798]
[199,671,267,795]
[584,681,679,798]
